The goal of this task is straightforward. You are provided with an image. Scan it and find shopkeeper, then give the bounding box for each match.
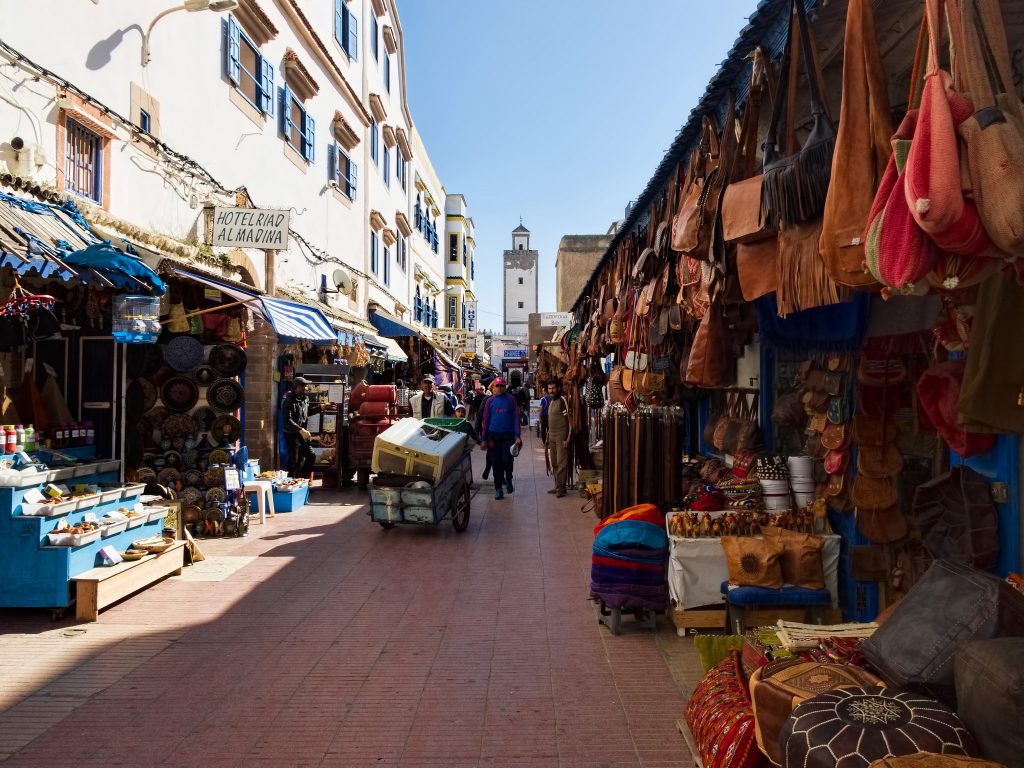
[282,376,318,479]
[409,375,453,418]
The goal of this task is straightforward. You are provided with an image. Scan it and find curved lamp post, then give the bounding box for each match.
[141,0,239,66]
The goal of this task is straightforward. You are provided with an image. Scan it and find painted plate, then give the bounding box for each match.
[210,414,241,445]
[207,378,244,413]
[164,336,204,372]
[209,344,247,377]
[161,376,199,413]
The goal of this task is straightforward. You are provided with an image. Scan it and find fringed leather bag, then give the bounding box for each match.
[760,0,836,230]
[819,0,892,290]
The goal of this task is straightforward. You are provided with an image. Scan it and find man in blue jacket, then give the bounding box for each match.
[480,377,522,500]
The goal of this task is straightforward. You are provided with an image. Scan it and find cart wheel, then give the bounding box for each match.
[451,483,471,533]
[379,522,396,530]
[357,468,370,491]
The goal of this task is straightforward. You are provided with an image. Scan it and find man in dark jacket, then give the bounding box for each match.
[282,376,317,479]
[480,377,522,500]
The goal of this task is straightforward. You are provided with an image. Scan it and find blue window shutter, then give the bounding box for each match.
[327,143,337,182]
[384,247,390,285]
[226,17,241,84]
[304,112,315,162]
[347,8,359,61]
[260,59,274,115]
[334,0,345,47]
[280,84,292,140]
[350,159,358,198]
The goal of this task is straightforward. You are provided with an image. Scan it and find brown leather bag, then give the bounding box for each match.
[819,0,891,289]
[684,281,734,388]
[736,238,779,300]
[607,366,627,404]
[721,535,785,588]
[776,218,842,317]
[856,504,909,544]
[761,526,825,589]
[750,659,883,766]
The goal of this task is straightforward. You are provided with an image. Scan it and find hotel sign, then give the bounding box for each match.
[212,207,291,250]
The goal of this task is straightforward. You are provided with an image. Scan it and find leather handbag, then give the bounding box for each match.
[776,219,842,317]
[958,0,1024,257]
[761,526,825,589]
[862,558,1024,706]
[736,238,779,301]
[856,504,909,544]
[750,659,882,766]
[607,365,627,404]
[672,113,729,259]
[819,0,891,290]
[721,535,785,589]
[911,465,1000,570]
[684,281,734,388]
[760,0,836,230]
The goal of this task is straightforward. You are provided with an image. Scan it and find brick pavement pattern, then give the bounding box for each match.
[0,432,695,768]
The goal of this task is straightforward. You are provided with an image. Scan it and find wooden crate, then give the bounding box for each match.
[671,603,726,635]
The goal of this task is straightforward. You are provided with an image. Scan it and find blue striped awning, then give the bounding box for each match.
[368,306,420,338]
[169,268,336,343]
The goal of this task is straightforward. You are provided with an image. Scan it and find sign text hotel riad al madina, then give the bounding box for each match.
[212,207,291,250]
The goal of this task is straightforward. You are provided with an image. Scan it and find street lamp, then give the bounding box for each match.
[141,0,239,66]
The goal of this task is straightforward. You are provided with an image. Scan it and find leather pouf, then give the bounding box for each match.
[750,659,882,766]
[869,755,1006,767]
[780,686,976,768]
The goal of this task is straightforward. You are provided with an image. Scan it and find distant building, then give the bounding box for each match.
[504,223,537,339]
[555,234,612,312]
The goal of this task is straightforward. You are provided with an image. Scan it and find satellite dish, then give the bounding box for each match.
[333,268,353,294]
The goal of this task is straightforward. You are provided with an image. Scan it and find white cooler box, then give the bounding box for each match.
[371,418,468,483]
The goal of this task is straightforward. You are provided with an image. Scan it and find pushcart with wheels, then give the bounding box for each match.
[367,452,472,532]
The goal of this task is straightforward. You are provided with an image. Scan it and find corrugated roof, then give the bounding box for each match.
[572,0,815,313]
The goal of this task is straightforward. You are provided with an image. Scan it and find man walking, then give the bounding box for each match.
[409,375,453,419]
[480,377,522,500]
[540,380,572,497]
[282,376,317,479]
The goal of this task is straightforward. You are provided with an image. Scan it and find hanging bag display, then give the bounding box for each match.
[763,8,842,316]
[672,119,721,258]
[819,0,892,290]
[958,0,1024,257]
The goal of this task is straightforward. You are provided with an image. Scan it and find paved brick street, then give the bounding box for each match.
[0,433,697,768]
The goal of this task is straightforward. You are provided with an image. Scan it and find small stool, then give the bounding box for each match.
[721,581,830,633]
[244,480,275,524]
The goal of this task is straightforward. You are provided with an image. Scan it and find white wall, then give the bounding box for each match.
[0,0,432,322]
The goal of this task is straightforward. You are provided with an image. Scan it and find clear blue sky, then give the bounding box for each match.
[397,0,759,330]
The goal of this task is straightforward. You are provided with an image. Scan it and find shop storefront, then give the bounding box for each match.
[568,0,1024,765]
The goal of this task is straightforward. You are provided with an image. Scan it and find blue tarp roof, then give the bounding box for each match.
[368,306,421,338]
[0,191,166,294]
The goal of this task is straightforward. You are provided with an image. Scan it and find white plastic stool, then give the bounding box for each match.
[243,480,275,524]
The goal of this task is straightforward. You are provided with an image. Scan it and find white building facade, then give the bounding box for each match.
[0,0,438,324]
[503,224,538,339]
[409,126,444,334]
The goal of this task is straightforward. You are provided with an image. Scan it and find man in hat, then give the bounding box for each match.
[409,375,452,419]
[480,377,522,500]
[539,379,572,497]
[282,376,317,479]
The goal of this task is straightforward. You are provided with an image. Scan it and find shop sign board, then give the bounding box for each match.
[503,346,528,360]
[465,300,478,331]
[212,207,291,250]
[540,312,572,328]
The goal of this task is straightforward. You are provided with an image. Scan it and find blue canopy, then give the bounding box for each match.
[63,242,166,295]
[369,306,421,338]
[169,268,336,343]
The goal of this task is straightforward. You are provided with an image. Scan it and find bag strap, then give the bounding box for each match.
[736,48,768,181]
[793,0,830,120]
[961,0,1016,111]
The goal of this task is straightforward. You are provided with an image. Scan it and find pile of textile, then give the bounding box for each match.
[590,503,668,611]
